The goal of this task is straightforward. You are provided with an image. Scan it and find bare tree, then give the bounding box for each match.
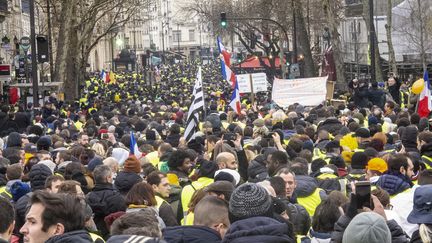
[385,0,398,77]
[52,0,150,100]
[322,0,346,89]
[363,0,384,82]
[393,0,432,72]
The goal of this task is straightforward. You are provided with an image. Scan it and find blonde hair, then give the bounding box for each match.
[92,143,106,157]
[420,224,432,243]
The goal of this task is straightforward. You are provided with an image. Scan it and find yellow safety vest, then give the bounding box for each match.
[317,173,338,180]
[181,212,194,226]
[145,151,160,167]
[155,195,167,210]
[312,148,326,161]
[181,177,214,217]
[297,188,323,216]
[0,186,12,200]
[88,232,105,243]
[422,155,432,169]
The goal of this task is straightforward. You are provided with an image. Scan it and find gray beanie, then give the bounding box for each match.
[229,183,272,220]
[342,212,391,243]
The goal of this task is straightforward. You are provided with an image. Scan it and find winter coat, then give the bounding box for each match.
[114,171,142,195]
[107,235,165,243]
[45,230,93,243]
[247,154,268,183]
[222,216,295,243]
[295,175,326,199]
[368,88,386,108]
[309,229,331,243]
[388,80,402,105]
[317,118,343,136]
[163,225,222,243]
[14,112,31,133]
[352,85,369,108]
[376,173,412,196]
[279,197,310,235]
[86,183,127,239]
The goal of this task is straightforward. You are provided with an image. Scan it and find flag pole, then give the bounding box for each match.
[200,66,207,120]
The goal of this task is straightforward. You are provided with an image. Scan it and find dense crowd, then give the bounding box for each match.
[0,60,431,243]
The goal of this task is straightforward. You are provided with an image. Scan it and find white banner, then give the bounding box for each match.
[236,73,268,93]
[272,76,328,107]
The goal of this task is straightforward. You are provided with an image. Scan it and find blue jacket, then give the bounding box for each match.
[376,173,412,196]
[163,225,221,243]
[222,216,295,243]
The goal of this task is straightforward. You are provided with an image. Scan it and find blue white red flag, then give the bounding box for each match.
[129,132,142,158]
[229,78,241,114]
[217,36,236,87]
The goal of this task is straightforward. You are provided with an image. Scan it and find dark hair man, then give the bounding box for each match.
[0,197,14,243]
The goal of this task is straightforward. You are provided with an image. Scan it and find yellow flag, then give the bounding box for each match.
[109,71,116,84]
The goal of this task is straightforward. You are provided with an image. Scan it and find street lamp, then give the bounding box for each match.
[115,38,123,47]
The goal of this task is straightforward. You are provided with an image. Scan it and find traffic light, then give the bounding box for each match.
[36,35,49,63]
[220,12,227,28]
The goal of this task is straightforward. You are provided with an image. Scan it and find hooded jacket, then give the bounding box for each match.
[163,225,222,243]
[295,175,327,216]
[222,216,295,243]
[45,230,93,243]
[401,126,419,153]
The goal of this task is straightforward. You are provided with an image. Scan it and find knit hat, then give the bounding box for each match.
[408,185,432,224]
[342,212,391,243]
[215,169,241,185]
[28,163,52,190]
[38,160,57,173]
[10,181,31,202]
[123,156,141,173]
[229,183,272,221]
[6,132,22,148]
[367,158,388,173]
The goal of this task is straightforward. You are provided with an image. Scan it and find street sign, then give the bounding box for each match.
[20,36,31,53]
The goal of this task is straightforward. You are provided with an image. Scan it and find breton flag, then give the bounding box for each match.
[229,79,241,114]
[184,67,204,141]
[418,71,431,118]
[130,132,142,158]
[217,36,236,87]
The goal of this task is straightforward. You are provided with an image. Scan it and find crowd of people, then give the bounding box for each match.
[0,60,431,243]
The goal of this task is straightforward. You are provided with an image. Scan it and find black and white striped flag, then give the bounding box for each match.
[184,67,204,141]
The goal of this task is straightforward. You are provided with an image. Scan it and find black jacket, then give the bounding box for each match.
[317,118,343,136]
[163,225,221,243]
[45,230,93,243]
[86,183,127,239]
[114,171,142,195]
[368,88,385,108]
[222,216,295,243]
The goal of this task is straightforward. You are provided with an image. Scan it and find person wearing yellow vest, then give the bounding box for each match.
[180,160,217,221]
[418,131,432,169]
[346,152,368,182]
[146,171,179,226]
[289,163,327,217]
[376,154,414,197]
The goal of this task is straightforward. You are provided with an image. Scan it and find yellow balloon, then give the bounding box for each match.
[412,78,425,94]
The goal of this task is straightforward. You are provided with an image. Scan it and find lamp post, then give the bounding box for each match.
[369,0,376,82]
[29,0,39,107]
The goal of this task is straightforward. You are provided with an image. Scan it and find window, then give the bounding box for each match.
[173,30,181,42]
[189,29,195,41]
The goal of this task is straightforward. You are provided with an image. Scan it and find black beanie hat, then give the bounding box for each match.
[29,163,52,191]
[229,183,273,222]
[351,152,368,169]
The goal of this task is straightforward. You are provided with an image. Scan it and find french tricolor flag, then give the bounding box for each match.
[100,70,110,84]
[229,78,241,114]
[418,71,431,118]
[130,132,142,158]
[217,36,236,88]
